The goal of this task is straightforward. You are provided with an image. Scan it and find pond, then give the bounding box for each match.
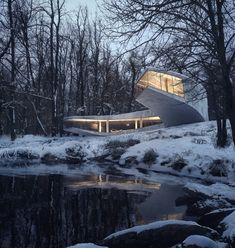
[0,173,186,248]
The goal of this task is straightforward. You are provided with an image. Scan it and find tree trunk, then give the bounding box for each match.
[229,110,235,146]
[216,119,227,147]
[8,0,16,141]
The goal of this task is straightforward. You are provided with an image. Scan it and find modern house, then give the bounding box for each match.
[64,68,208,135]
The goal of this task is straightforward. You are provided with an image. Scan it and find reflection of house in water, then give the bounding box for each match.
[160,213,185,220]
[64,68,208,135]
[0,174,186,248]
[64,174,161,191]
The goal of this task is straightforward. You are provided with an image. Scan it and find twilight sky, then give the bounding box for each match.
[65,0,100,15]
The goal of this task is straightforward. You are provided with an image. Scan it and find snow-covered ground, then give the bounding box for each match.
[0,121,234,182]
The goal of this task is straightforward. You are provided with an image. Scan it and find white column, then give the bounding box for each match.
[135,120,138,129]
[140,118,143,128]
[106,120,109,133]
[98,121,102,132]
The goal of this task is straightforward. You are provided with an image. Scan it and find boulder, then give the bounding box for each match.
[65,146,86,163]
[198,208,235,230]
[111,147,125,160]
[181,235,227,248]
[101,220,218,248]
[41,153,62,164]
[186,199,232,216]
[220,211,235,248]
[68,243,108,248]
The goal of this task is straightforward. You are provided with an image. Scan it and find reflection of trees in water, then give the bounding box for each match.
[0,175,149,248]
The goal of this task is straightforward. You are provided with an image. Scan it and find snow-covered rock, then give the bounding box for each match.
[182,183,235,217]
[184,183,235,202]
[67,243,108,248]
[102,220,218,248]
[182,235,227,248]
[199,208,235,229]
[220,210,235,242]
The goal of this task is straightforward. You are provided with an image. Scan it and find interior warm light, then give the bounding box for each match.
[138,71,184,97]
[64,116,161,123]
[66,175,161,190]
[64,115,161,133]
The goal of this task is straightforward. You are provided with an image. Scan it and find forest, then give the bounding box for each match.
[0,0,146,138]
[0,0,235,148]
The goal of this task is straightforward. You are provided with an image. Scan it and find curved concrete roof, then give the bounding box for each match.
[64,110,154,121]
[136,86,204,127]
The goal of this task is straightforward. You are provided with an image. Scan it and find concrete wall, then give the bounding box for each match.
[136,87,204,127]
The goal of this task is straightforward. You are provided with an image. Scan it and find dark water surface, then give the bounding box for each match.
[0,174,186,248]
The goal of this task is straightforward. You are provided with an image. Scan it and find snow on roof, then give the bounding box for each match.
[64,110,154,121]
[136,67,189,84]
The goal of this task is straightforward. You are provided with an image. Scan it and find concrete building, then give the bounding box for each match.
[64,69,208,135]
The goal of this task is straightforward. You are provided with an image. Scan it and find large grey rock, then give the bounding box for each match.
[101,221,218,248]
[198,208,235,229]
[181,235,227,248]
[41,153,62,164]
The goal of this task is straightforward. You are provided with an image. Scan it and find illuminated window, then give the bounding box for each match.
[137,71,184,97]
[167,77,174,94]
[173,78,184,97]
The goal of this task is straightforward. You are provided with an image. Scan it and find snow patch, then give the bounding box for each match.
[182,235,226,248]
[67,243,107,248]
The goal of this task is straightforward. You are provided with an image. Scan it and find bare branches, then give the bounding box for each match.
[0,0,146,136]
[102,0,235,146]
[0,38,11,59]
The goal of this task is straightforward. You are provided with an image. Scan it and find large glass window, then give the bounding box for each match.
[137,71,184,97]
[173,78,184,97]
[148,71,162,89]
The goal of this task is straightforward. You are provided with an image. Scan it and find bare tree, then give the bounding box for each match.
[8,0,17,141]
[74,7,90,115]
[0,1,142,137]
[102,0,235,147]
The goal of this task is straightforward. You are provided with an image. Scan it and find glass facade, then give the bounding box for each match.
[138,71,184,97]
[64,116,161,133]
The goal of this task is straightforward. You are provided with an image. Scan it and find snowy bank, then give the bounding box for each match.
[0,121,234,183]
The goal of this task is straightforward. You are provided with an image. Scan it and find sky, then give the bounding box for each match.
[65,0,100,15]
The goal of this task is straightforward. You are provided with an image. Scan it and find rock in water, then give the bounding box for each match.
[101,220,219,248]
